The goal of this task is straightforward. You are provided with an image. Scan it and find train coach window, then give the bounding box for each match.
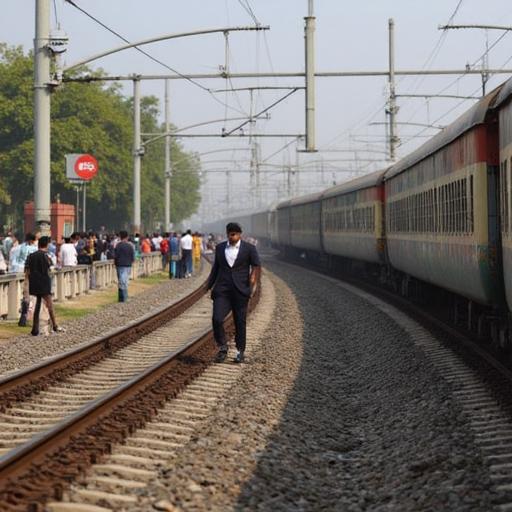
[502,159,510,236]
[462,179,468,234]
[456,181,461,233]
[507,159,510,235]
[501,161,505,235]
[440,185,445,233]
[454,181,459,233]
[450,182,455,234]
[429,189,434,232]
[508,158,511,235]
[469,175,474,233]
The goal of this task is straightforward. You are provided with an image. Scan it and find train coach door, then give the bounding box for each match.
[487,114,506,305]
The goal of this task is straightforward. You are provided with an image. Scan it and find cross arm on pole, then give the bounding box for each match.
[63,26,269,73]
[222,89,300,137]
[439,24,512,31]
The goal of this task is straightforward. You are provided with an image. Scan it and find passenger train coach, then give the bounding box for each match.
[204,76,512,347]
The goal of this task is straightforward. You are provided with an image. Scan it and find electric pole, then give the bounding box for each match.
[305,0,316,152]
[164,79,172,231]
[34,0,52,235]
[387,18,398,161]
[132,77,142,234]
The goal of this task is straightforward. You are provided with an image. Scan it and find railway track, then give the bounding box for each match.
[0,273,261,511]
[285,257,512,510]
[0,294,213,457]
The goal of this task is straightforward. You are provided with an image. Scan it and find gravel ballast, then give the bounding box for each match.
[139,260,496,511]
[0,264,210,377]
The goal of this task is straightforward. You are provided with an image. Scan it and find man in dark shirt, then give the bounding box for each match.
[114,230,135,302]
[25,236,62,336]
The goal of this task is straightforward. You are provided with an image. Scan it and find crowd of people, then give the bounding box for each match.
[0,229,216,278]
[0,228,216,336]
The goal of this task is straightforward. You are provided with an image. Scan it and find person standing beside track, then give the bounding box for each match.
[114,230,135,303]
[25,236,63,336]
[180,229,193,277]
[206,222,261,363]
[192,231,202,272]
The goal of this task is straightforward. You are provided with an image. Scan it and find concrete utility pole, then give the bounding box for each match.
[34,0,51,235]
[304,0,316,152]
[132,77,142,234]
[225,170,232,215]
[164,79,172,231]
[387,18,398,161]
[295,139,300,195]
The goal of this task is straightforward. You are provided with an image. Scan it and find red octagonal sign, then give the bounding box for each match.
[74,154,98,181]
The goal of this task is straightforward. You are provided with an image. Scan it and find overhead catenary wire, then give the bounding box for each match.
[399,29,512,150]
[401,21,510,134]
[261,137,301,164]
[222,88,299,136]
[52,0,59,25]
[324,0,467,161]
[400,0,465,103]
[63,0,249,116]
[237,0,260,26]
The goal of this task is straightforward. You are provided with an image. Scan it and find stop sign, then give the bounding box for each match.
[74,154,98,181]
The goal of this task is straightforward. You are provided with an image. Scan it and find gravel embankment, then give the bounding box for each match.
[140,259,496,512]
[0,264,210,377]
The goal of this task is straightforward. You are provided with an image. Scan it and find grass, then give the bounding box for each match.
[0,270,170,342]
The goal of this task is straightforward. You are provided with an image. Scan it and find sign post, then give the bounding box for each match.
[65,154,99,231]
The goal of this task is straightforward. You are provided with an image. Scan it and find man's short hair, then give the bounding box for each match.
[226,222,242,233]
[119,230,128,239]
[38,236,50,248]
[25,233,36,242]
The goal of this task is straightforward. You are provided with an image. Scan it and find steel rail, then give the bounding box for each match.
[0,271,261,508]
[0,277,209,405]
[0,325,212,482]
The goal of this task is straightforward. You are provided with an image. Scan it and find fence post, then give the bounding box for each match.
[7,278,20,320]
[56,271,65,301]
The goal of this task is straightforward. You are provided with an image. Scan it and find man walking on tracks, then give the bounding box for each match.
[207,222,261,363]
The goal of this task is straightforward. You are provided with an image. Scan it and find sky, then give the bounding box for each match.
[3,0,512,225]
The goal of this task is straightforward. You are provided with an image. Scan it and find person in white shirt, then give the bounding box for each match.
[8,236,20,273]
[151,233,161,252]
[59,237,78,266]
[180,229,193,277]
[12,233,37,273]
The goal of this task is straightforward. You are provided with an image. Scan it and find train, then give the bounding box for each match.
[203,76,512,348]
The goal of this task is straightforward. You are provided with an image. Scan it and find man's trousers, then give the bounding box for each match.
[212,290,249,352]
[116,266,131,302]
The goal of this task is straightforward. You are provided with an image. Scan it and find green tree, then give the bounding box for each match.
[0,44,34,226]
[0,44,201,233]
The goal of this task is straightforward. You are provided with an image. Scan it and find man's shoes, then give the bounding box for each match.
[30,331,39,337]
[53,326,65,333]
[234,351,245,364]
[215,347,228,363]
